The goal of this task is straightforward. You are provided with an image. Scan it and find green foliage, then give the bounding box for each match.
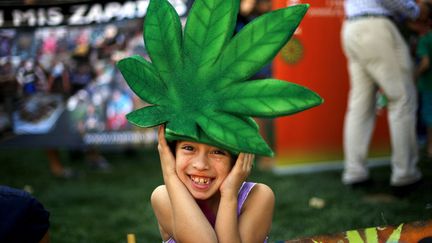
[117,0,323,156]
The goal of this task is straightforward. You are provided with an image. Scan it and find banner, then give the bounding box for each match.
[0,0,191,28]
[272,0,391,171]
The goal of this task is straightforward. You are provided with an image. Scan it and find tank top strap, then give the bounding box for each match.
[237,182,256,216]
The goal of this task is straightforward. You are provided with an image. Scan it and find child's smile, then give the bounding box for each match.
[190,175,212,185]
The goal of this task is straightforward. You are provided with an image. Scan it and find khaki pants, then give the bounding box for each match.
[341,17,421,186]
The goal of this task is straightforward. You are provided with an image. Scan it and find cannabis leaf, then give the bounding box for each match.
[117,0,323,156]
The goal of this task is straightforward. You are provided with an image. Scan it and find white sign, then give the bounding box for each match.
[0,0,189,28]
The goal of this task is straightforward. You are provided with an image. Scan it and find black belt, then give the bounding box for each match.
[346,13,392,21]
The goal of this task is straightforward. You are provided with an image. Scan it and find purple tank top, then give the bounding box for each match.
[163,182,268,243]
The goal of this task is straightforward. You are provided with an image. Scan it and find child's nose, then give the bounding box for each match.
[192,154,209,170]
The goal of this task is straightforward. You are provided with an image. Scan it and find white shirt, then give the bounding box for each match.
[344,0,419,20]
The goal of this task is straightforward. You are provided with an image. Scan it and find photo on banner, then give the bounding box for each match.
[0,0,192,149]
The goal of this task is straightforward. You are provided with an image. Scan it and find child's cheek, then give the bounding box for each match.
[175,158,188,173]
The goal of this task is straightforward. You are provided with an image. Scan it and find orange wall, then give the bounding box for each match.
[272,0,390,165]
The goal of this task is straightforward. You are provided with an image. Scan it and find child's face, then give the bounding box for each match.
[175,141,233,200]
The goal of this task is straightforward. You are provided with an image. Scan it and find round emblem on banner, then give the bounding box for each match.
[281,37,304,65]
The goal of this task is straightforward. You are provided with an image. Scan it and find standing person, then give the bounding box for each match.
[341,0,425,195]
[415,1,432,161]
[235,0,256,34]
[117,0,322,241]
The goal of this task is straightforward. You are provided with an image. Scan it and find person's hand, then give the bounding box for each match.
[157,125,177,177]
[220,153,254,198]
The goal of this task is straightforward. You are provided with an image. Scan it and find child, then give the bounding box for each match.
[152,126,274,242]
[415,1,432,160]
[117,0,322,241]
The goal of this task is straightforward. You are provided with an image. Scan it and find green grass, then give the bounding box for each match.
[1,148,431,242]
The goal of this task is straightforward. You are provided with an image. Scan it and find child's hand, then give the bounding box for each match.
[157,126,177,177]
[220,153,254,198]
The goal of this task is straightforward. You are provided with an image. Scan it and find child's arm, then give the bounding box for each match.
[151,126,218,242]
[215,154,275,243]
[416,55,430,79]
[237,184,275,242]
[215,153,254,242]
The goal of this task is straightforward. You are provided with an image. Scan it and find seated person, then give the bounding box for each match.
[0,185,50,243]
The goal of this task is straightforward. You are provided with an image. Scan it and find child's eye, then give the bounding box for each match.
[181,145,194,151]
[212,150,227,156]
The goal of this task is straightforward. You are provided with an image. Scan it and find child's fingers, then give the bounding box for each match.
[157,126,177,176]
[158,125,170,152]
[236,153,254,172]
[235,153,246,171]
[236,153,245,164]
[243,153,254,171]
[157,125,166,147]
[157,125,174,160]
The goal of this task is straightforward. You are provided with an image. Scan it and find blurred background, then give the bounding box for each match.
[1,0,431,242]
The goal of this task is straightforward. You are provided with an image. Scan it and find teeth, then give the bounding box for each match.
[191,176,211,185]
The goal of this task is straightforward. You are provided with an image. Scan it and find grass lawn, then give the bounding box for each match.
[0,148,431,242]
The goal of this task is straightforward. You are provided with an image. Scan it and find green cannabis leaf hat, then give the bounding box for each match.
[117,0,323,157]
